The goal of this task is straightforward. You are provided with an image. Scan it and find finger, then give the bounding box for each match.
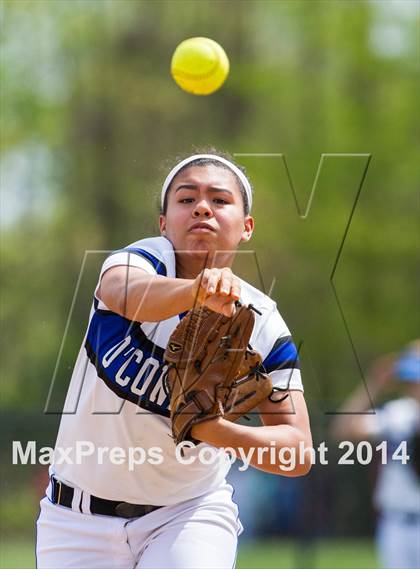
[220,268,233,296]
[193,270,209,305]
[199,268,210,289]
[206,269,222,294]
[230,277,241,300]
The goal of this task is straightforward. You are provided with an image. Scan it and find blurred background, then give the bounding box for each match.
[1,1,418,568]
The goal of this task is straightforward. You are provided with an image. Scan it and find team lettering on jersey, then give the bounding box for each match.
[85,310,171,416]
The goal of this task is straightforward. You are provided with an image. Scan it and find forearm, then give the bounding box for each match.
[330,354,397,441]
[335,354,395,418]
[338,383,378,413]
[330,381,380,440]
[99,270,195,322]
[192,418,313,476]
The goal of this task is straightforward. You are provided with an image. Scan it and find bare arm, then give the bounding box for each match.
[191,391,313,476]
[97,265,242,322]
[98,266,194,322]
[329,354,397,441]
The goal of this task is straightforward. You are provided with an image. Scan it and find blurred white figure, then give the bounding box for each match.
[331,341,420,569]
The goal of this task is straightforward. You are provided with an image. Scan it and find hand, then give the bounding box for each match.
[191,267,241,317]
[367,354,397,392]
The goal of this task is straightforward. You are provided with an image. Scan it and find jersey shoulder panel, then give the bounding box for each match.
[94,236,175,305]
[239,279,303,391]
[239,279,288,358]
[117,236,176,277]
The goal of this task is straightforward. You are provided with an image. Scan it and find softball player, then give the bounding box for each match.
[36,151,312,568]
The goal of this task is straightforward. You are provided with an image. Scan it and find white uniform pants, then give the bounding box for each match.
[377,512,420,569]
[36,483,242,569]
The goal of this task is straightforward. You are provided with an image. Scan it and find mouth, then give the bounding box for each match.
[188,222,216,233]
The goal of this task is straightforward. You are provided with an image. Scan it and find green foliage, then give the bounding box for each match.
[0,484,39,535]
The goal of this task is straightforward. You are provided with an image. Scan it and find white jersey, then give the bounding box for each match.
[364,397,420,514]
[52,236,303,505]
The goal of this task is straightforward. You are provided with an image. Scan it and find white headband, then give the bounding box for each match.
[161,154,252,212]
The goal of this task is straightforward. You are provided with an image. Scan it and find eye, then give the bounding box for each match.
[214,198,228,205]
[179,198,194,204]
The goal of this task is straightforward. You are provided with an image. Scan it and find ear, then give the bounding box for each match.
[159,214,167,236]
[240,215,254,243]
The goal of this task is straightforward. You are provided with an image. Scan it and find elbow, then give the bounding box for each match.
[293,456,313,477]
[289,448,313,477]
[294,433,314,476]
[275,439,314,477]
[272,455,312,477]
[98,273,126,315]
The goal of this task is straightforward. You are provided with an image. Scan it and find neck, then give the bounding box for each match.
[175,250,235,279]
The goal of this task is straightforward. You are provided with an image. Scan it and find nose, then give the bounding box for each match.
[192,198,213,218]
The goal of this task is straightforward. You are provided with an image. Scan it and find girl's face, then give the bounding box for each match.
[159,164,254,256]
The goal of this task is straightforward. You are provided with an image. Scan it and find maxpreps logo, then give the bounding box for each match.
[85,312,170,414]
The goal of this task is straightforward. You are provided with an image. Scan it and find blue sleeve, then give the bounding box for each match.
[262,336,300,373]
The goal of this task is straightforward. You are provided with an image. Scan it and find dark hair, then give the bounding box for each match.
[159,146,253,216]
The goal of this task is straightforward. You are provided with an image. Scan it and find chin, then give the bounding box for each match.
[186,236,214,251]
[188,244,213,256]
[183,242,216,263]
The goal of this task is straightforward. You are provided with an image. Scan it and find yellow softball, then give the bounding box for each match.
[171,37,230,96]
